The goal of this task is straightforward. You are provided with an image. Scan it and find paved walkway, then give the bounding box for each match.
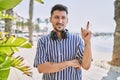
[8,43,120,80]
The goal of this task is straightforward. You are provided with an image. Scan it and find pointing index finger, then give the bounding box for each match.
[86,21,90,30]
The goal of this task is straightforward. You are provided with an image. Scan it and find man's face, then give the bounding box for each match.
[50,10,68,32]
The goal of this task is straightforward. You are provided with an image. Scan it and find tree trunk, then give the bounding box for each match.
[110,0,120,66]
[4,9,13,37]
[28,0,33,45]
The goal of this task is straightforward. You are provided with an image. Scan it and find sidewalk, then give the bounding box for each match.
[8,44,120,80]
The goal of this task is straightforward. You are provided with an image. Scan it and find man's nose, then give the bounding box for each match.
[58,18,63,23]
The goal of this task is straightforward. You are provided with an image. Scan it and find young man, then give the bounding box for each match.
[34,4,92,80]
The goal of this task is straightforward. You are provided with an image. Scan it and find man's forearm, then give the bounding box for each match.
[81,42,92,70]
[37,61,69,73]
[37,59,81,73]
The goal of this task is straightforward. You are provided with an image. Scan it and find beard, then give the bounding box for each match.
[53,23,65,32]
[54,27,64,32]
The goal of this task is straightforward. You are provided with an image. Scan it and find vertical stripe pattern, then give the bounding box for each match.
[34,32,84,80]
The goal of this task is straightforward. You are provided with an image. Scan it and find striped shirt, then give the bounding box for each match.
[34,32,84,80]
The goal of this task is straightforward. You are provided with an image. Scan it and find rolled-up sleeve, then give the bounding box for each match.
[34,38,48,67]
[75,36,84,64]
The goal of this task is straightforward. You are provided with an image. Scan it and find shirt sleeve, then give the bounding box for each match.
[74,35,84,64]
[34,38,48,67]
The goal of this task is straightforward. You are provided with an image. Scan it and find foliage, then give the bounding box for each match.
[0,32,32,80]
[0,0,44,79]
[35,0,44,4]
[0,0,32,79]
[0,0,22,20]
[0,11,15,20]
[0,0,22,11]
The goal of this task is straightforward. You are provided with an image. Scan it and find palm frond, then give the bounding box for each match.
[0,35,32,56]
[11,56,32,77]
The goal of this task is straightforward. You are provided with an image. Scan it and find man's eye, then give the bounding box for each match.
[62,17,65,19]
[62,16,66,19]
[54,16,59,19]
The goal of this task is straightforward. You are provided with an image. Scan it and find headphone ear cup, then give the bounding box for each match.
[61,31,65,39]
[53,32,58,40]
[61,30,67,39]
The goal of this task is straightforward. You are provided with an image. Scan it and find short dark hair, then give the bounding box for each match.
[51,4,68,16]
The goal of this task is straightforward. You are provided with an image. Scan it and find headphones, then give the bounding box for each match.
[50,29,68,40]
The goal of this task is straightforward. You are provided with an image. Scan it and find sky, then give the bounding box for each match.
[14,0,115,33]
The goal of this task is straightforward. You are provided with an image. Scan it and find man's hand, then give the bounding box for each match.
[81,21,92,45]
[67,59,81,69]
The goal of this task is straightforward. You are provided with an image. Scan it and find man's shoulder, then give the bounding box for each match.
[38,34,50,41]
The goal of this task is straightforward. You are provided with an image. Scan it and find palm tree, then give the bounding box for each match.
[28,0,44,45]
[0,0,22,37]
[4,9,13,37]
[110,0,120,66]
[34,18,41,33]
[28,0,34,45]
[44,18,49,25]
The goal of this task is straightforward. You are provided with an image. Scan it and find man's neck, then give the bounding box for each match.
[56,31,62,39]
